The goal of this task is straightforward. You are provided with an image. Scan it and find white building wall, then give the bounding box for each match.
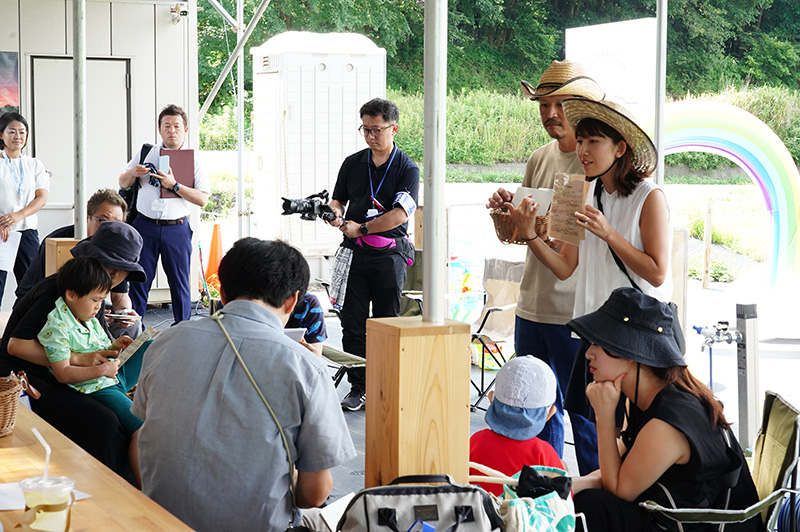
[0,0,199,309]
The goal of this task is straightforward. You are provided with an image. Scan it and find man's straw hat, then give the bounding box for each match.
[521,60,604,101]
[562,98,657,176]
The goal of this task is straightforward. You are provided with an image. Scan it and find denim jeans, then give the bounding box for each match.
[514,316,599,474]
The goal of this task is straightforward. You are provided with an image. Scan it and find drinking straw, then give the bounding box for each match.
[31,428,50,480]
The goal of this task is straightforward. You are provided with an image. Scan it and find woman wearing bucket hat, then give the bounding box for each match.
[566,288,760,532]
[0,221,146,479]
[507,98,673,473]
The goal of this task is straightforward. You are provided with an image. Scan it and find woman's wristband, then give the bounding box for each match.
[519,234,539,242]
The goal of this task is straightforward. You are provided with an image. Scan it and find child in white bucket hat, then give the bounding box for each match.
[469,356,564,495]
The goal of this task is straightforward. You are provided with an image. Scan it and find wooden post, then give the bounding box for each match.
[364,316,471,487]
[45,238,81,276]
[702,201,712,289]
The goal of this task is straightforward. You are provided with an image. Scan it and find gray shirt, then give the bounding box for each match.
[131,300,356,531]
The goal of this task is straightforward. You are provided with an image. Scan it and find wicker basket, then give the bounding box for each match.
[0,373,25,437]
[489,208,549,245]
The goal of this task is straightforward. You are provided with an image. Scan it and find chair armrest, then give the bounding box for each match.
[474,303,517,335]
[639,489,792,524]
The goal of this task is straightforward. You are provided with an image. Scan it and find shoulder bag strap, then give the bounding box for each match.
[212,313,302,528]
[594,180,642,292]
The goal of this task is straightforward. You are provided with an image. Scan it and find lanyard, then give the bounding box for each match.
[367,145,397,212]
[2,150,24,196]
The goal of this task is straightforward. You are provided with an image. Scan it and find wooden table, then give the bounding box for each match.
[0,407,193,531]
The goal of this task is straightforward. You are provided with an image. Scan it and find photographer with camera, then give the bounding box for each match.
[327,98,419,411]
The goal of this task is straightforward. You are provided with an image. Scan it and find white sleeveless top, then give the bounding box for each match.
[573,178,673,318]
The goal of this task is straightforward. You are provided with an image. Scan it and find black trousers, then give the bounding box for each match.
[574,489,659,532]
[29,372,133,482]
[340,250,407,389]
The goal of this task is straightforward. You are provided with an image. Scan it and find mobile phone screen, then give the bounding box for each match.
[159,155,170,172]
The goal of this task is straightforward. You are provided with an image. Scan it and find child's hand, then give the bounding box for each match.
[101,359,120,379]
[111,336,134,352]
[71,350,117,366]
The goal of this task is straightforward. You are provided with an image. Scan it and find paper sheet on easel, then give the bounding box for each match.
[512,187,553,216]
[0,231,22,271]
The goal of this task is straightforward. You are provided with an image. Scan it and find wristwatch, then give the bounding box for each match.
[360,223,369,235]
[172,183,181,193]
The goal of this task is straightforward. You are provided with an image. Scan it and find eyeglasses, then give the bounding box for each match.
[358,124,395,137]
[89,214,113,224]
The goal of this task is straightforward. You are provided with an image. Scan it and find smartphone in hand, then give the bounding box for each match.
[158,154,170,172]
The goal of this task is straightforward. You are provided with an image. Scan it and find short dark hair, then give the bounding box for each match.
[87,188,127,217]
[360,98,399,124]
[575,117,642,197]
[57,256,112,299]
[158,104,188,128]
[218,238,309,308]
[0,112,29,150]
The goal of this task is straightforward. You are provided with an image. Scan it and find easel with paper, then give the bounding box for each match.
[549,173,590,246]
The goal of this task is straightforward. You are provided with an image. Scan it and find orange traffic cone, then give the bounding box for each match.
[206,223,223,283]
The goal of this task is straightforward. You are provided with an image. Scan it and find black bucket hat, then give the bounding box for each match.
[566,287,685,368]
[70,221,146,283]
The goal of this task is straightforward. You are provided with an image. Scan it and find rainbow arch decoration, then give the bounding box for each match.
[644,100,800,286]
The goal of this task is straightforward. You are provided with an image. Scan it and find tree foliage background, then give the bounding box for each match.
[198,0,799,116]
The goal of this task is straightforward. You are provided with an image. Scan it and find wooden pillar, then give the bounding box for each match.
[45,238,81,276]
[365,316,471,488]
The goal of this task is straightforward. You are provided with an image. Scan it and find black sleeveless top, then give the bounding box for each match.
[623,384,761,532]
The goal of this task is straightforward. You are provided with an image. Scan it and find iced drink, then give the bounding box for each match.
[19,476,75,532]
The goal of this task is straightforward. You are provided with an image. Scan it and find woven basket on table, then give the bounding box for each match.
[489,208,549,245]
[0,373,24,437]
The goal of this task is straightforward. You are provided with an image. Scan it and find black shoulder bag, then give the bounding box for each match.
[119,143,152,224]
[593,180,686,354]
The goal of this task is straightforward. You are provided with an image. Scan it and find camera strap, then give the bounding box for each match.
[368,145,397,211]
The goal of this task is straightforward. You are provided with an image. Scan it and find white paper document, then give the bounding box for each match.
[512,187,553,216]
[0,231,22,271]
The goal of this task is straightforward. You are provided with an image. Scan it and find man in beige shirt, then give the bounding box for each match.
[487,60,603,474]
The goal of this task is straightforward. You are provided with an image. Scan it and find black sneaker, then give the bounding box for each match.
[341,387,366,411]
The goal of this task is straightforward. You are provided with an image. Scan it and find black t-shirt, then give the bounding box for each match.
[0,275,113,379]
[332,145,419,241]
[624,384,761,532]
[13,226,129,303]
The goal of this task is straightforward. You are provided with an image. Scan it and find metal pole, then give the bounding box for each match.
[237,0,245,238]
[206,0,238,29]
[654,0,667,185]
[73,0,87,238]
[422,0,447,324]
[736,303,759,451]
[198,0,272,121]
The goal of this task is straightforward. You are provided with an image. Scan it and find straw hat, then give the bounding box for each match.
[520,60,604,101]
[562,98,657,176]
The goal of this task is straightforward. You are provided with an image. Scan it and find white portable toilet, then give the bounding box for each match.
[251,32,386,276]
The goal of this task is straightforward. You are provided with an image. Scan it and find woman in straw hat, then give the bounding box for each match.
[566,287,760,531]
[508,98,674,470]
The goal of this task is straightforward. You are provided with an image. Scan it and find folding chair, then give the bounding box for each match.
[470,258,525,411]
[400,249,423,316]
[640,390,800,531]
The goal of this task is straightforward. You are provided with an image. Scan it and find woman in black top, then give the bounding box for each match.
[568,287,760,532]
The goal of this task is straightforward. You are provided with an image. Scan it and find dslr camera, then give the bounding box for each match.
[281,190,338,222]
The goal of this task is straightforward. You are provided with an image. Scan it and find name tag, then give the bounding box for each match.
[366,208,380,221]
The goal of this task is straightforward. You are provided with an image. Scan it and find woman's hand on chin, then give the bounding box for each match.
[587,373,625,420]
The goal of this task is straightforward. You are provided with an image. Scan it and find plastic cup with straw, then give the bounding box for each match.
[18,428,75,531]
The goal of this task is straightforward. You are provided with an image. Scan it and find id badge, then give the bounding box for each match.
[366,208,380,221]
[151,198,167,212]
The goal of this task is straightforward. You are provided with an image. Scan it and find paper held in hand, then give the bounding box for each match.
[116,327,160,366]
[548,173,590,246]
[512,187,553,216]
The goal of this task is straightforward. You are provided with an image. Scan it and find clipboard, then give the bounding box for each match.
[159,149,195,198]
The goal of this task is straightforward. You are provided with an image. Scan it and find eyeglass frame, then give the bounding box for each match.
[89,214,115,224]
[358,124,396,137]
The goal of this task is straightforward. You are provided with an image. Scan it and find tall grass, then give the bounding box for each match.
[391,88,550,164]
[667,85,800,169]
[389,85,800,168]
